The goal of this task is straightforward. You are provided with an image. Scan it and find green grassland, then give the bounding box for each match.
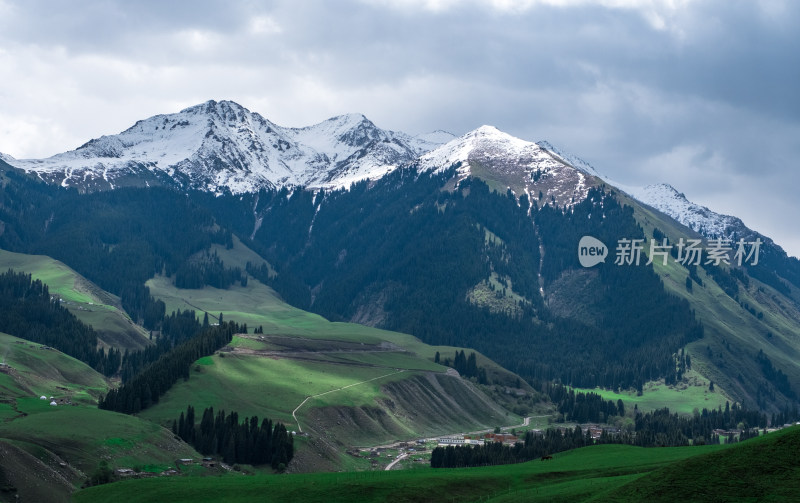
[0,331,199,503]
[0,332,108,403]
[0,248,150,352]
[72,427,800,503]
[574,369,729,416]
[137,351,413,427]
[0,403,199,474]
[142,268,530,469]
[145,269,526,385]
[208,234,275,276]
[75,427,796,503]
[604,424,800,502]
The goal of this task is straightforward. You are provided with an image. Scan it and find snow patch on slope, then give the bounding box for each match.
[536,141,603,178]
[630,183,746,239]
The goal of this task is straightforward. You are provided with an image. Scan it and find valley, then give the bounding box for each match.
[0,100,797,501]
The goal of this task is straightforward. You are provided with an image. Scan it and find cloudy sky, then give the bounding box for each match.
[0,0,798,256]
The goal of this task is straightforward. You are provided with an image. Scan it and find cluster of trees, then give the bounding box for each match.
[437,350,488,384]
[431,426,593,468]
[117,309,205,382]
[174,251,247,290]
[756,350,795,399]
[172,405,294,469]
[542,383,624,424]
[99,321,238,413]
[432,401,791,469]
[0,269,119,376]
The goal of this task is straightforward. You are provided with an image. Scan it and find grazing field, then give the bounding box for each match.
[573,369,729,415]
[71,439,738,503]
[137,351,415,426]
[142,270,524,468]
[0,248,150,351]
[0,332,108,403]
[0,404,199,475]
[0,330,199,503]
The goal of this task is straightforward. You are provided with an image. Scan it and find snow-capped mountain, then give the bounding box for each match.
[531,142,759,243]
[7,100,453,193]
[417,125,595,207]
[630,183,754,241]
[1,99,762,245]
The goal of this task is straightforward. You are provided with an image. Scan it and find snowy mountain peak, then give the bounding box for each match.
[631,183,750,240]
[419,126,595,207]
[6,101,451,193]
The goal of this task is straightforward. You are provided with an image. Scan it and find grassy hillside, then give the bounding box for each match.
[143,269,531,471]
[0,248,149,352]
[623,193,800,410]
[606,425,800,501]
[0,332,199,503]
[0,332,108,404]
[573,369,729,416]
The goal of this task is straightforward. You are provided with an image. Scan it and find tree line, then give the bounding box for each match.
[0,269,120,376]
[431,426,592,468]
[437,350,489,384]
[172,405,294,469]
[432,401,798,468]
[99,321,238,413]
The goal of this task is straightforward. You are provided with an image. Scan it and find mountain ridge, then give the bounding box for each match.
[2,99,784,255]
[6,100,453,193]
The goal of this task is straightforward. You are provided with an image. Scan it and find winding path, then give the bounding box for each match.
[291,369,407,433]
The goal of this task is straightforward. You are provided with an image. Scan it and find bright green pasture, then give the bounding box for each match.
[573,370,729,415]
[0,405,199,475]
[138,352,413,427]
[0,332,108,403]
[0,248,149,350]
[72,441,729,503]
[0,248,94,304]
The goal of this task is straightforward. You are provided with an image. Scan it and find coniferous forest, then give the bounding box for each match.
[172,405,294,469]
[0,160,798,412]
[200,169,705,393]
[0,269,120,376]
[99,322,237,414]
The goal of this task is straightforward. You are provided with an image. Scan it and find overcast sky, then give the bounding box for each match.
[0,0,798,256]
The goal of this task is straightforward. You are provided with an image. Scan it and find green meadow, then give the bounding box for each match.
[0,332,108,403]
[73,427,800,502]
[137,351,415,427]
[0,248,150,351]
[0,403,199,476]
[573,369,730,416]
[70,437,736,503]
